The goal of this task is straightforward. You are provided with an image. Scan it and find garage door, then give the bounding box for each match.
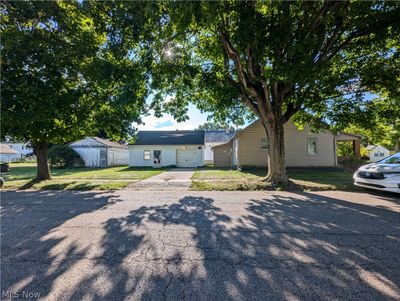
[176,148,197,167]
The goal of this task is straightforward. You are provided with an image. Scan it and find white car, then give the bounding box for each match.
[353,153,400,193]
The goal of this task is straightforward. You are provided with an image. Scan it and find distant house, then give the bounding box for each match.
[1,141,32,158]
[366,145,390,162]
[129,131,205,168]
[204,131,235,164]
[0,144,20,162]
[213,120,361,168]
[70,137,128,167]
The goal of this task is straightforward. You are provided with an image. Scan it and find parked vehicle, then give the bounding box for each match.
[353,153,400,193]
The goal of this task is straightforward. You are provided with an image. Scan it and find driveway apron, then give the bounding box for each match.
[130,168,194,190]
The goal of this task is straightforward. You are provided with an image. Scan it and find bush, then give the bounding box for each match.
[48,145,84,168]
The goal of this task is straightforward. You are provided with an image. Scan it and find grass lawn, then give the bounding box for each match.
[191,167,358,191]
[1,163,164,191]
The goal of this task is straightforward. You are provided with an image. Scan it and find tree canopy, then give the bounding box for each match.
[118,1,399,184]
[1,1,149,179]
[196,122,236,132]
[2,1,399,184]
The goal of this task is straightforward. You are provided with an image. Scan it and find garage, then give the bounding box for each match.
[176,148,198,167]
[129,130,205,168]
[70,137,128,167]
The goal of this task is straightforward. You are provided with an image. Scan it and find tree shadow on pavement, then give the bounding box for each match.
[1,190,122,300]
[2,190,399,300]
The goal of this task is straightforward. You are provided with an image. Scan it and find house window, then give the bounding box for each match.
[143,150,151,160]
[307,138,318,155]
[260,138,268,150]
[374,153,379,157]
[379,153,384,157]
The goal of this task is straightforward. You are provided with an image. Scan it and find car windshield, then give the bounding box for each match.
[378,153,400,164]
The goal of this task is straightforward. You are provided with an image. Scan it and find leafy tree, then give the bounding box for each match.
[324,28,400,151]
[116,1,398,185]
[48,145,84,168]
[196,122,235,132]
[1,1,148,180]
[337,141,353,157]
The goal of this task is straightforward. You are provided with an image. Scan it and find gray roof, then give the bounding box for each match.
[91,137,127,149]
[132,131,205,145]
[205,131,235,143]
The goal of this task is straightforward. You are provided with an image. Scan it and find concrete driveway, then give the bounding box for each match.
[1,189,400,300]
[130,168,194,190]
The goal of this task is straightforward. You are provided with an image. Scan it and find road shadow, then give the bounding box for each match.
[2,191,399,300]
[1,190,122,300]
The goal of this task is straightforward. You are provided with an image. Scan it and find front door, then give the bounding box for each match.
[153,150,162,168]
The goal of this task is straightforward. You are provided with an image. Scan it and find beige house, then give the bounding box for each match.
[213,120,360,168]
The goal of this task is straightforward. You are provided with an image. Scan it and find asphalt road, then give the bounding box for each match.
[1,189,400,301]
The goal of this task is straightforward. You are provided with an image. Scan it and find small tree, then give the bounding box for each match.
[48,145,84,169]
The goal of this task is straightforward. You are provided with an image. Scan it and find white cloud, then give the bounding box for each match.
[136,105,209,131]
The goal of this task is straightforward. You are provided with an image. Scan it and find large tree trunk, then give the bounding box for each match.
[261,116,288,186]
[35,141,51,181]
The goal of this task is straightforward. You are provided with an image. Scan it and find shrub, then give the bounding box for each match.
[48,145,84,168]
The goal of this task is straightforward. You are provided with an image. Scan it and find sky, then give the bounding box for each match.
[135,103,210,131]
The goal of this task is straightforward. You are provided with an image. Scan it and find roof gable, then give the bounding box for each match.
[132,131,205,145]
[91,137,127,149]
[205,131,235,143]
[70,137,127,149]
[367,145,389,152]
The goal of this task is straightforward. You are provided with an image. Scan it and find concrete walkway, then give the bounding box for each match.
[130,168,194,190]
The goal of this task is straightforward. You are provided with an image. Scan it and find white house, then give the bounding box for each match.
[129,131,205,168]
[70,137,128,167]
[0,144,20,162]
[2,141,33,158]
[366,145,390,162]
[203,131,235,164]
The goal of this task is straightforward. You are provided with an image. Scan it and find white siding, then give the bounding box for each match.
[70,137,103,148]
[73,147,101,167]
[177,148,197,167]
[4,143,32,157]
[0,153,20,162]
[369,146,390,162]
[197,147,204,167]
[204,143,214,164]
[129,145,203,167]
[233,139,238,166]
[107,148,129,166]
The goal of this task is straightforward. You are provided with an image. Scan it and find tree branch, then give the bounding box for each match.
[219,28,272,120]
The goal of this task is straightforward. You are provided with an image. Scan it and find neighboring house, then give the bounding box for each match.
[204,131,235,164]
[2,141,32,158]
[214,120,361,168]
[0,144,20,162]
[129,131,205,168]
[70,137,128,167]
[366,145,390,162]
